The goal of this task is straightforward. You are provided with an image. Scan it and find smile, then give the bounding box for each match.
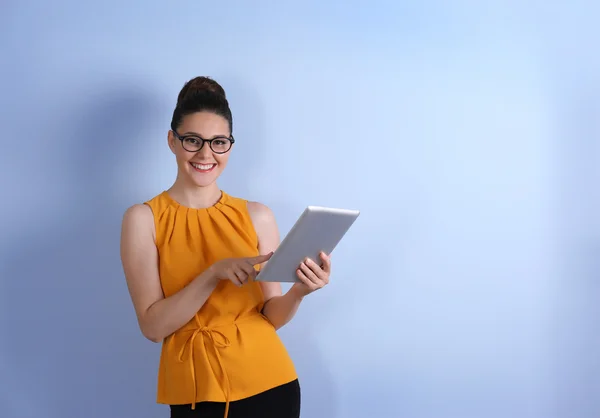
[190,162,216,173]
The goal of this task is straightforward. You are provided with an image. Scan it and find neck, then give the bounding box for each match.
[167,176,222,209]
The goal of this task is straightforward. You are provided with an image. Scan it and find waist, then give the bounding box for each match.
[174,310,269,335]
[156,314,297,413]
[163,310,278,417]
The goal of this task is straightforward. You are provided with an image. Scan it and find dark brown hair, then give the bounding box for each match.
[170,76,233,134]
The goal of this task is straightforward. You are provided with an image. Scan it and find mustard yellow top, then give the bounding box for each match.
[145,190,297,414]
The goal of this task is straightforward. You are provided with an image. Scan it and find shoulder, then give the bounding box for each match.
[122,191,169,228]
[247,201,276,227]
[121,204,156,238]
[123,203,154,223]
[223,193,279,239]
[246,201,279,244]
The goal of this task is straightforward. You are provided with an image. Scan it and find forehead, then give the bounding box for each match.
[179,111,230,136]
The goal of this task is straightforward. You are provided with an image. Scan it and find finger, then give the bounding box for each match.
[223,267,242,286]
[240,262,258,280]
[247,251,274,265]
[305,258,329,284]
[236,265,251,281]
[319,252,331,273]
[228,275,243,287]
[232,267,248,286]
[299,261,321,285]
[305,258,326,277]
[296,268,315,289]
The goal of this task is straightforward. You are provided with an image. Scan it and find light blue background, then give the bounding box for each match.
[1,1,598,417]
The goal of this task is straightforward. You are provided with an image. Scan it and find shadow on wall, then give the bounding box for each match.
[0,82,166,418]
[218,73,340,418]
[552,84,600,418]
[0,74,339,418]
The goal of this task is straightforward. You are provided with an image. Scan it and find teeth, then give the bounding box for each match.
[191,163,215,170]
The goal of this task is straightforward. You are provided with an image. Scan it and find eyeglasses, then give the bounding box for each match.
[172,130,235,154]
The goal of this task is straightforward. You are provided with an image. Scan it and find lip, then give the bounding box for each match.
[189,162,217,173]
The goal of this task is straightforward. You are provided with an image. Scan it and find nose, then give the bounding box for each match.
[198,141,214,159]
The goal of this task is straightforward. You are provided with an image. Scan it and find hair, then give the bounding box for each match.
[170,76,233,134]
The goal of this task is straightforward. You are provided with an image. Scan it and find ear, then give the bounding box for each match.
[167,130,177,155]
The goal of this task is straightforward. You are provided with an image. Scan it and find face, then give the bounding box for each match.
[168,111,233,188]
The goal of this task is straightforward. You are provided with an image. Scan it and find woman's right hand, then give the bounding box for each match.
[205,252,274,287]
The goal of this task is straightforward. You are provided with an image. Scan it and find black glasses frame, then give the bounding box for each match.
[172,130,235,154]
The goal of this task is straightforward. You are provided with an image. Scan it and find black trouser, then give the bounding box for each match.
[170,379,301,418]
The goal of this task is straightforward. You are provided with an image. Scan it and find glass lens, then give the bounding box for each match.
[182,137,202,152]
[210,138,232,153]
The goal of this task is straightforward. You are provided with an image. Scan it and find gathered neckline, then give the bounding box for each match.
[161,190,228,211]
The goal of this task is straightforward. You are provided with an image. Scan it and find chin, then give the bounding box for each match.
[191,178,217,188]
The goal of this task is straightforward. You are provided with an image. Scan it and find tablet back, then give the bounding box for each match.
[256,206,360,283]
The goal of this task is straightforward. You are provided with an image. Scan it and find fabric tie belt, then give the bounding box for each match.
[175,313,260,418]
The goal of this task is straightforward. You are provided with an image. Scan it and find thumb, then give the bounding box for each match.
[247,251,274,265]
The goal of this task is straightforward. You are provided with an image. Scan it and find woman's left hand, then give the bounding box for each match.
[291,252,331,297]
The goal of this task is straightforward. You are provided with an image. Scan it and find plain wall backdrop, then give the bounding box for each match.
[0,1,598,418]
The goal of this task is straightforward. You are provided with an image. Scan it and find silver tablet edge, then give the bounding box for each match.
[306,206,360,217]
[255,205,360,282]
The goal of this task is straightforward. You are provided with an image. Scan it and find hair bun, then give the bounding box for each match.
[177,76,227,105]
[171,76,233,133]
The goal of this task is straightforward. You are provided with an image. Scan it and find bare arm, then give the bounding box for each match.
[248,202,305,330]
[120,204,217,342]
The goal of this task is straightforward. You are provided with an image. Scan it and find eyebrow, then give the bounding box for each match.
[180,131,230,139]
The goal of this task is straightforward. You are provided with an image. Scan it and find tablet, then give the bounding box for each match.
[255,205,360,283]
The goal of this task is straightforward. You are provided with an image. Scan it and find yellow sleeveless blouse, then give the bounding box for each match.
[144,190,297,414]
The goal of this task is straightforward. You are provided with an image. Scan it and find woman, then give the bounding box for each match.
[120,76,331,418]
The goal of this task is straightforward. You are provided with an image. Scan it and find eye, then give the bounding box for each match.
[213,139,227,146]
[184,137,201,145]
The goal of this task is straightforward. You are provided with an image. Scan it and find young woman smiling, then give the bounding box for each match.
[120,76,332,418]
